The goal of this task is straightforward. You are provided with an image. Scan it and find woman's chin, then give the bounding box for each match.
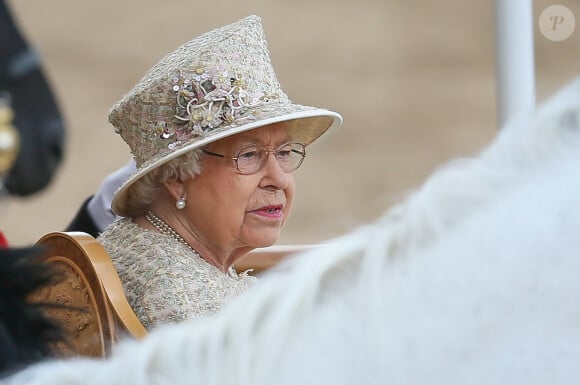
[246,231,280,249]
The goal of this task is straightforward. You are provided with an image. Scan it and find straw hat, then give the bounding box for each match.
[109,15,342,216]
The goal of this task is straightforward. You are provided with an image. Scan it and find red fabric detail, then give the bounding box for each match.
[0,230,8,248]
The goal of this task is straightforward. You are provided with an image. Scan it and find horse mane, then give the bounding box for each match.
[6,78,580,385]
[0,247,64,378]
[381,77,580,257]
[190,78,580,384]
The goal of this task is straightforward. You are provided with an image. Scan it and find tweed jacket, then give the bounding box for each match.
[98,218,256,329]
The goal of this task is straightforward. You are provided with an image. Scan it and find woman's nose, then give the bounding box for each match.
[260,152,291,189]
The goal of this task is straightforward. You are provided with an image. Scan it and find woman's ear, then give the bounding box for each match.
[162,178,186,201]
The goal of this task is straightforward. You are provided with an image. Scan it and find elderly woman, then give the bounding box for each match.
[98,15,342,329]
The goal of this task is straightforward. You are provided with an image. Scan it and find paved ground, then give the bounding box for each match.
[3,0,579,246]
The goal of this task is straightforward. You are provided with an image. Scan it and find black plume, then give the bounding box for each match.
[0,246,64,377]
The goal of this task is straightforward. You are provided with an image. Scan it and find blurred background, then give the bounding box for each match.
[2,0,579,246]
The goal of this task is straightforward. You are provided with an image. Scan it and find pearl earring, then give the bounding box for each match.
[176,197,186,210]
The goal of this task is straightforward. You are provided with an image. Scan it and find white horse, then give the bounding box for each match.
[6,77,580,385]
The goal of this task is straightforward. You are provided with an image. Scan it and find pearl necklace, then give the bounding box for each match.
[145,211,194,252]
[145,210,238,277]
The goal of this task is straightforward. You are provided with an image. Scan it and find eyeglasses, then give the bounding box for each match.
[202,142,306,175]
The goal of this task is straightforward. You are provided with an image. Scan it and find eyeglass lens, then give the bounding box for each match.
[236,143,305,174]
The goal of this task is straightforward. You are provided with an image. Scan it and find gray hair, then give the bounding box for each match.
[124,149,203,216]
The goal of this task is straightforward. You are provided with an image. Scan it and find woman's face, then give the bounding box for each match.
[183,123,296,257]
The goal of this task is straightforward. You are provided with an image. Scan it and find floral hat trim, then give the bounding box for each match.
[159,65,278,143]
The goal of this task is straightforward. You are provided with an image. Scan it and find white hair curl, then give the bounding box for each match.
[123,149,203,216]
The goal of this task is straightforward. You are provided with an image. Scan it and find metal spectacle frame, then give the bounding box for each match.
[201,142,306,175]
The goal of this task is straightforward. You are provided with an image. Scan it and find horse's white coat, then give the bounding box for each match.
[7,78,580,385]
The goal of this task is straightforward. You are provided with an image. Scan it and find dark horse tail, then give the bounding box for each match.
[0,246,64,378]
[0,0,65,196]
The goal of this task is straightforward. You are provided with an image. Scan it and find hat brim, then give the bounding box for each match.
[111,107,342,217]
